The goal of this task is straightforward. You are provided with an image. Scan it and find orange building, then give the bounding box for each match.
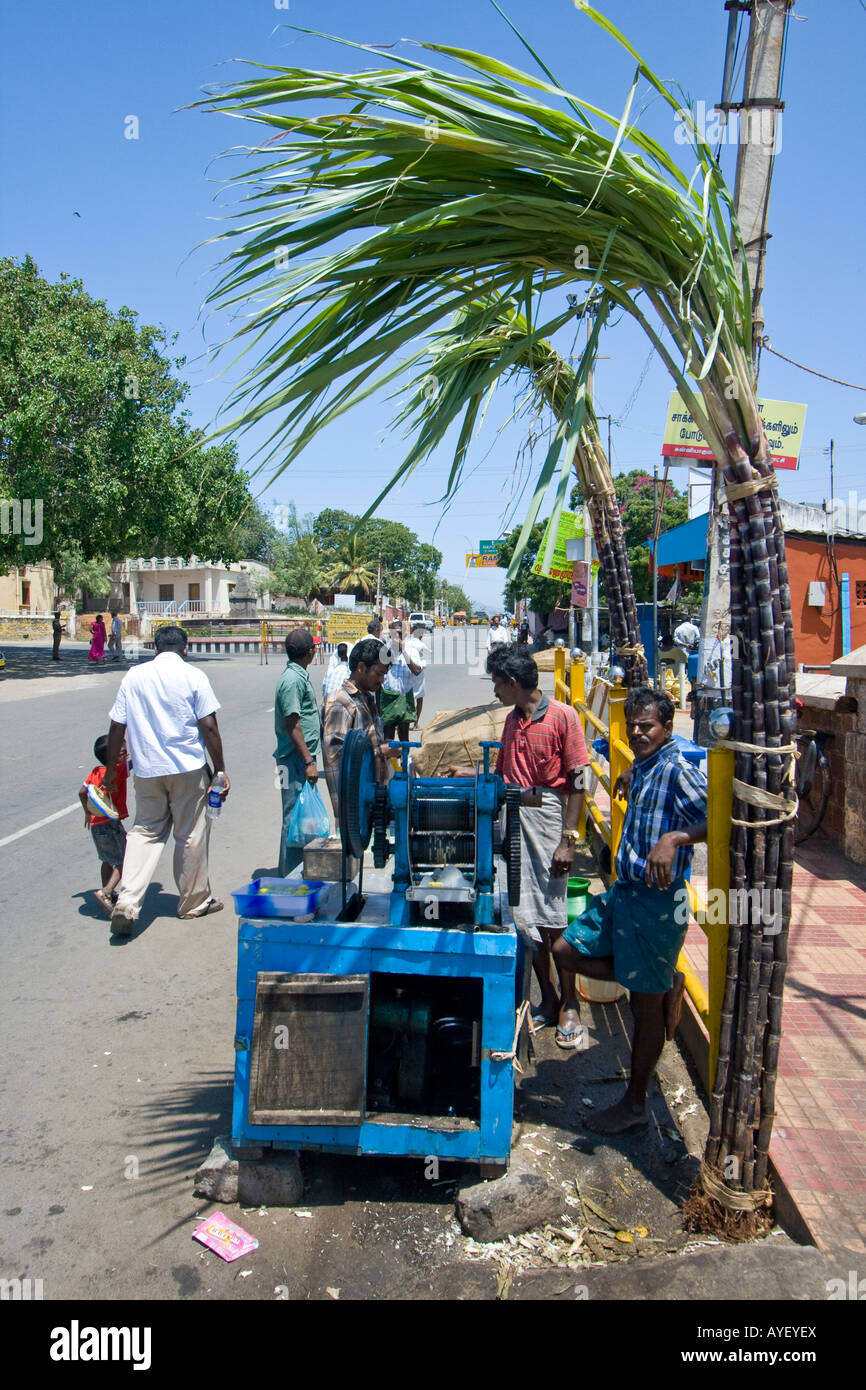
[784,532,866,666]
[652,498,866,668]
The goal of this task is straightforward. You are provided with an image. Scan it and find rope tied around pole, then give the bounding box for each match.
[700,1161,772,1212]
[731,745,798,826]
[724,474,778,503]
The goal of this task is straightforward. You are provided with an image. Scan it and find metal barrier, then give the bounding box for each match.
[554,648,733,1078]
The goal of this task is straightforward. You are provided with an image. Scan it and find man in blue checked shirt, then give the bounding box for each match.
[553,686,707,1134]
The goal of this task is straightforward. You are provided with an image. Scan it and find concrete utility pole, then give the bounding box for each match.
[694,0,793,743]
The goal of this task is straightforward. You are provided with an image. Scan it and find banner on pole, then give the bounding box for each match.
[532,510,585,581]
[661,390,806,470]
[466,553,498,568]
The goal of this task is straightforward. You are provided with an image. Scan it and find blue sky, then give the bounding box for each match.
[2,1,864,608]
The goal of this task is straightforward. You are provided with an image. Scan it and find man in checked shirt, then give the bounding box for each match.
[554,686,707,1133]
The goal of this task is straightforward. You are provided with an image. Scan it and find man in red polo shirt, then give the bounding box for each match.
[446,644,590,1047]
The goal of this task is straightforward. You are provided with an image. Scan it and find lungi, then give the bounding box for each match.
[510,788,567,944]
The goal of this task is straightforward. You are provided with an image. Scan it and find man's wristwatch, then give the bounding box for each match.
[561,828,582,846]
[305,758,317,768]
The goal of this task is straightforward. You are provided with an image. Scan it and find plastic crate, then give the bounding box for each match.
[231,877,329,919]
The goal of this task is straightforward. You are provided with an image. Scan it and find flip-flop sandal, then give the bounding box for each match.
[555,1024,585,1050]
[180,898,225,920]
[95,890,113,914]
[530,1011,557,1033]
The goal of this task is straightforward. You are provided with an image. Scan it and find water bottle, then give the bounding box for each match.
[207,772,226,820]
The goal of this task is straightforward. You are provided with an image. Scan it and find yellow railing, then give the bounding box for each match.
[554,647,732,1078]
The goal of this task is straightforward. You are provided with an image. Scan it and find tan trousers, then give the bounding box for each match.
[116,767,213,919]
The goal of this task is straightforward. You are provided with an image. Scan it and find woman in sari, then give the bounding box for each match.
[88,614,107,663]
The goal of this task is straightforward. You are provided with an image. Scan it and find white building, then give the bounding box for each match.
[123,557,271,619]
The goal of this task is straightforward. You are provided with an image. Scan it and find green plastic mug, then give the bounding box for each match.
[566,875,592,921]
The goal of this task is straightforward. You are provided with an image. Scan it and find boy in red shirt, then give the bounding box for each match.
[80,734,129,913]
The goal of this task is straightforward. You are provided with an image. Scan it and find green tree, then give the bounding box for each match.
[53,544,111,605]
[440,581,472,615]
[0,256,253,574]
[323,533,377,598]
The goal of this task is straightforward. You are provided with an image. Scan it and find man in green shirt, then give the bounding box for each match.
[274,627,322,874]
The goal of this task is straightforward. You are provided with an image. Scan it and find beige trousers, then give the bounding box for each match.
[116,767,213,919]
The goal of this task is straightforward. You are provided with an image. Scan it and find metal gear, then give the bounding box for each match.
[505,784,522,907]
[338,727,377,859]
[373,782,391,868]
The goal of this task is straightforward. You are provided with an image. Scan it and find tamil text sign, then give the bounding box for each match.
[325,612,370,644]
[661,390,806,470]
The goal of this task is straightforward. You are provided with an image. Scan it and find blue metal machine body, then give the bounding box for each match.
[231,738,523,1166]
[232,884,522,1164]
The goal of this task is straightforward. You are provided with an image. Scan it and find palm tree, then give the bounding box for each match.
[323,535,377,599]
[200,4,794,1231]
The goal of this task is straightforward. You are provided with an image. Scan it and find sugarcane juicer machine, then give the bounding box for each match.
[232,733,527,1167]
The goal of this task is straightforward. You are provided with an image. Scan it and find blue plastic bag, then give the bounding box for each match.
[286,782,330,848]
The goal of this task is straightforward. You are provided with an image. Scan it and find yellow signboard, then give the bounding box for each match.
[662,391,806,470]
[325,612,370,644]
[532,510,585,581]
[466,553,499,568]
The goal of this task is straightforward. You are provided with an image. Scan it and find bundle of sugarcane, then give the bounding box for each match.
[198,3,792,1232]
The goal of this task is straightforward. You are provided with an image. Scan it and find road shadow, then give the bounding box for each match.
[0,644,131,680]
[73,882,178,941]
[134,1072,478,1218]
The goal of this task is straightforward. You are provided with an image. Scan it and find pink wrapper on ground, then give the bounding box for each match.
[192,1211,259,1262]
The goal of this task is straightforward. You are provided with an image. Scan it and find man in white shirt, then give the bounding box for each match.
[673,619,700,651]
[404,622,429,727]
[102,625,229,936]
[487,614,510,652]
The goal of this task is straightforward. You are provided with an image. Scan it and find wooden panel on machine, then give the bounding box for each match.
[248,973,368,1125]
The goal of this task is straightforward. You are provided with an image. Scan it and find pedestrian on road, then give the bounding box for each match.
[553,686,707,1134]
[52,610,62,661]
[445,645,590,1046]
[79,733,130,914]
[321,642,350,722]
[404,622,429,729]
[486,614,510,653]
[323,637,390,824]
[88,614,107,663]
[380,622,422,743]
[108,611,123,661]
[274,627,321,875]
[102,624,229,935]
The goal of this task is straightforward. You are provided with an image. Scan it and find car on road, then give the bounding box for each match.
[408,611,435,632]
